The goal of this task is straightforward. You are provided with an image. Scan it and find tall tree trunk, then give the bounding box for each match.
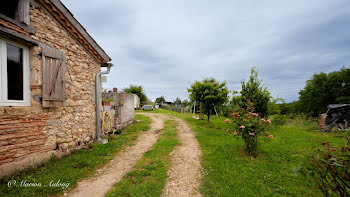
[199,102,203,119]
[207,112,210,122]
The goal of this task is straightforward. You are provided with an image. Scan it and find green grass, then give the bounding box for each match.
[0,114,151,197]
[106,120,180,197]
[139,109,347,196]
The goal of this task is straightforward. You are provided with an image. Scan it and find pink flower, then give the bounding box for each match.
[269,135,274,139]
[261,118,266,122]
[227,129,230,133]
[240,125,245,129]
[234,130,237,135]
[267,119,272,124]
[249,133,255,136]
[225,119,230,123]
[252,113,257,116]
[237,115,240,117]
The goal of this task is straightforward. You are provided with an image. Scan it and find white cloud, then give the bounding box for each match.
[62,0,350,102]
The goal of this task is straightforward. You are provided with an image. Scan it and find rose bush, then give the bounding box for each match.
[226,101,272,155]
[303,138,350,196]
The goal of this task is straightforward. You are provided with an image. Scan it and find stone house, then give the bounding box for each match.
[0,0,111,177]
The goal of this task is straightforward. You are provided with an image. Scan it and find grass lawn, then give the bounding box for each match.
[0,114,151,197]
[139,109,347,196]
[106,119,180,197]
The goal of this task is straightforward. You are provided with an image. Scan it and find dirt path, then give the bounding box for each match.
[65,113,166,197]
[161,116,202,197]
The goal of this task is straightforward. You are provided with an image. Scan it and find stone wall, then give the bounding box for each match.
[0,3,102,177]
[116,93,135,128]
[102,89,135,129]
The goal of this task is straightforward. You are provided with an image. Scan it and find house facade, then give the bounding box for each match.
[0,0,111,177]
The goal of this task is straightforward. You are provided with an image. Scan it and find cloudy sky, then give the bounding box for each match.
[62,0,350,102]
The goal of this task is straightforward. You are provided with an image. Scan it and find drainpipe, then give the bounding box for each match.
[96,63,113,141]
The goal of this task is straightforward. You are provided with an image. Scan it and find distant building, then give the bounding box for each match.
[162,101,173,105]
[155,103,160,109]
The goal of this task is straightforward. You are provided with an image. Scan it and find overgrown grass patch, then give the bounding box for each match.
[141,109,347,196]
[0,114,151,197]
[106,120,179,197]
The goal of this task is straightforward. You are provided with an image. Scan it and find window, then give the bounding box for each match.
[0,38,30,106]
[0,0,30,26]
[0,1,19,19]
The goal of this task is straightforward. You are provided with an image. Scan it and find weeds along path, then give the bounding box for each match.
[161,116,202,197]
[66,113,166,197]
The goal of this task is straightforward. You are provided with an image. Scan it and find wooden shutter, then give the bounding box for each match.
[42,46,66,107]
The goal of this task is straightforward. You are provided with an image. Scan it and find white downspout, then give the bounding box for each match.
[96,63,113,141]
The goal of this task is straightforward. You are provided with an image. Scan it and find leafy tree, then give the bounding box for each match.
[299,67,350,116]
[267,98,284,115]
[155,96,165,104]
[230,91,243,111]
[123,85,148,104]
[240,68,271,117]
[174,97,182,105]
[182,99,190,107]
[188,78,229,122]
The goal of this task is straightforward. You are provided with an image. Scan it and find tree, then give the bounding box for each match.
[123,85,148,104]
[299,67,350,116]
[155,96,165,104]
[188,78,229,122]
[182,99,190,107]
[174,97,182,105]
[230,91,243,111]
[240,67,271,117]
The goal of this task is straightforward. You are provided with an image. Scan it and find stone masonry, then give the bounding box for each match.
[102,89,135,129]
[0,2,105,177]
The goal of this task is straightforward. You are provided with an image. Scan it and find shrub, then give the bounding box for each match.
[160,104,171,110]
[304,138,350,196]
[272,114,287,125]
[102,98,114,102]
[225,101,272,156]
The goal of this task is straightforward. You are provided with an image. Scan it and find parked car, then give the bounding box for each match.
[142,105,154,111]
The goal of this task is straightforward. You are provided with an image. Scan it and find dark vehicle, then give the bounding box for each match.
[325,104,350,129]
[142,105,153,111]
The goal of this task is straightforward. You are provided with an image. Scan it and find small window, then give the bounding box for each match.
[0,0,30,25]
[7,44,24,100]
[0,1,19,20]
[0,38,30,106]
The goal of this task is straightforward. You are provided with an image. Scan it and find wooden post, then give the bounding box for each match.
[193,101,196,115]
[213,103,218,117]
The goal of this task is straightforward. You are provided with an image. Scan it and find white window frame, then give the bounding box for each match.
[0,38,30,106]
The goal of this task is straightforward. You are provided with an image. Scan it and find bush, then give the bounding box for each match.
[272,114,287,125]
[102,98,114,102]
[304,138,350,196]
[160,104,171,110]
[220,105,233,117]
[225,101,272,156]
